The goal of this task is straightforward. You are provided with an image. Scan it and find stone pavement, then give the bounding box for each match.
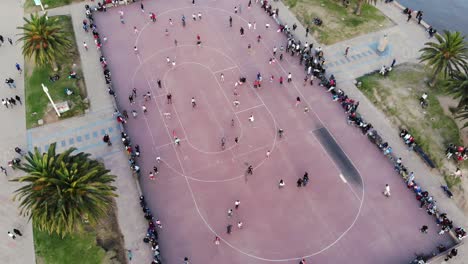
[270,1,468,263]
[0,0,35,263]
[1,1,152,263]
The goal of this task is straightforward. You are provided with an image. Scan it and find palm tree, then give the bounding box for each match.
[419,31,468,85]
[17,13,72,68]
[442,70,468,110]
[11,143,117,237]
[455,106,468,128]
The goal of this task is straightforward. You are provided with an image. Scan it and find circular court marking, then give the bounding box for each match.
[131,5,365,261]
[131,44,278,182]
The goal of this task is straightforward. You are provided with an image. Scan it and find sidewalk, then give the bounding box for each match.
[31,2,153,263]
[270,1,468,263]
[0,0,35,263]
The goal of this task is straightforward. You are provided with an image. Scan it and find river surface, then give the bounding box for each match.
[397,0,468,36]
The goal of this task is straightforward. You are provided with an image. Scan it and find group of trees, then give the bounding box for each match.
[13,14,116,236]
[419,31,468,126]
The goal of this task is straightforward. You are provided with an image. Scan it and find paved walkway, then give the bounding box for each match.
[0,0,35,263]
[1,1,152,263]
[270,1,468,263]
[1,0,465,263]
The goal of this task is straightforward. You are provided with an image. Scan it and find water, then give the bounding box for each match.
[397,0,468,37]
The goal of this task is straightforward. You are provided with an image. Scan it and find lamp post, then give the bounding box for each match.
[42,83,61,117]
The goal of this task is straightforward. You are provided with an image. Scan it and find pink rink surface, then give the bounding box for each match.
[93,0,454,263]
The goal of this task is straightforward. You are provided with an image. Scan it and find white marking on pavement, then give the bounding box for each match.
[339,173,347,183]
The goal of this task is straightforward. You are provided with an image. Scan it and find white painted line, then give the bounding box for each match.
[212,65,238,74]
[234,104,265,114]
[339,173,347,183]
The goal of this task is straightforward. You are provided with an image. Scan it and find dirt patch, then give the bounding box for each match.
[357,63,468,212]
[288,0,394,44]
[91,200,127,264]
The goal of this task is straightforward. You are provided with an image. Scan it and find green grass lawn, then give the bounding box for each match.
[25,0,78,9]
[285,0,393,44]
[24,15,88,128]
[34,228,106,264]
[357,63,463,180]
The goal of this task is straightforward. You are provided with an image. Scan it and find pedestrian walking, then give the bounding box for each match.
[234,137,239,144]
[420,225,428,233]
[297,177,304,187]
[196,34,201,47]
[184,257,190,264]
[191,97,196,108]
[248,22,252,30]
[134,26,139,34]
[150,12,156,22]
[266,150,271,158]
[418,15,423,24]
[306,27,309,37]
[279,76,283,85]
[383,184,391,197]
[253,21,256,30]
[391,58,396,68]
[15,95,22,105]
[300,259,306,264]
[220,73,224,82]
[287,73,292,83]
[7,231,16,240]
[192,13,197,21]
[229,16,232,27]
[407,12,412,22]
[279,179,285,188]
[248,114,254,122]
[140,2,144,12]
[13,229,22,236]
[15,63,22,74]
[221,137,226,149]
[142,105,147,114]
[119,10,125,24]
[303,172,309,186]
[234,200,240,209]
[8,37,13,45]
[227,224,232,234]
[198,12,202,20]
[295,96,301,107]
[134,46,138,54]
[247,165,253,175]
[237,221,243,229]
[83,41,88,50]
[214,236,220,245]
[344,47,349,57]
[167,93,172,104]
[132,110,138,118]
[240,27,244,36]
[0,166,7,176]
[227,209,233,217]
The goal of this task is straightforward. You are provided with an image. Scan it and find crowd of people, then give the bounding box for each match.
[85,3,164,263]
[268,1,466,263]
[87,0,465,263]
